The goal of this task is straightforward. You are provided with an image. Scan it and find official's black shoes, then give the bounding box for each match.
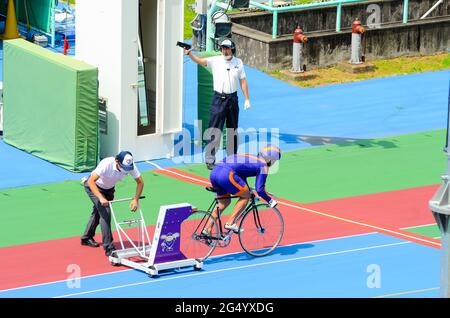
[81,238,100,248]
[206,162,215,170]
[105,247,116,257]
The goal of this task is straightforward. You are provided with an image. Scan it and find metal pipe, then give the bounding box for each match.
[403,0,409,23]
[429,75,450,298]
[250,0,371,13]
[421,0,443,19]
[272,11,278,38]
[206,0,218,52]
[336,2,342,32]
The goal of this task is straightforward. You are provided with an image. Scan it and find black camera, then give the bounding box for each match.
[176,41,192,50]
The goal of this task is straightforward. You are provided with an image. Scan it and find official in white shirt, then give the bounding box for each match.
[81,151,144,256]
[186,39,251,170]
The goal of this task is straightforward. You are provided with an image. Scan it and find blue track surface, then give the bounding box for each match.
[0,233,439,298]
[183,59,449,153]
[0,40,448,189]
[0,141,155,189]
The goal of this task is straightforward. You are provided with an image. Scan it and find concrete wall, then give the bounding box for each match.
[230,0,450,70]
[232,0,450,35]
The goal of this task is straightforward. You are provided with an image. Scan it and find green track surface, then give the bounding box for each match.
[1,130,446,248]
[179,130,447,203]
[404,224,441,239]
[0,172,212,248]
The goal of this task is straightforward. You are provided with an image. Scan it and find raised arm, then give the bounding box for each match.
[185,49,208,67]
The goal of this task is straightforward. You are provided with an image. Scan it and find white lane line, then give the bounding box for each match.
[0,232,378,294]
[146,161,210,185]
[279,201,440,247]
[146,164,440,248]
[401,223,437,230]
[54,241,410,298]
[372,287,439,298]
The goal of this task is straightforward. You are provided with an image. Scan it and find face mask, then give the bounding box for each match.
[223,55,232,61]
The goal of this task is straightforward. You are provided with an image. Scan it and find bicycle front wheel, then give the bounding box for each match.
[180,210,219,262]
[238,205,284,257]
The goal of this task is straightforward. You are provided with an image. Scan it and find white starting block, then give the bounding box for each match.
[108,198,202,277]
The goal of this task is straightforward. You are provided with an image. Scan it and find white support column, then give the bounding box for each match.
[75,0,183,161]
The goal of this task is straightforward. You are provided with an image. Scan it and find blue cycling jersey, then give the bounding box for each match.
[215,154,272,203]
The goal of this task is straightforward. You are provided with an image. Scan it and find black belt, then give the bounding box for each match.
[84,179,115,192]
[214,91,237,97]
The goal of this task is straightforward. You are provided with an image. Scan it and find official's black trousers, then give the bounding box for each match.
[81,181,115,250]
[205,91,239,164]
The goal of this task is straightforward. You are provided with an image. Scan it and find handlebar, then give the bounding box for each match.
[109,196,146,204]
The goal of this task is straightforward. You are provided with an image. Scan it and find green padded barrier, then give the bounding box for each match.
[3,39,99,172]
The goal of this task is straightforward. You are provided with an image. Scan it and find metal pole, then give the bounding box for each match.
[272,11,278,39]
[206,0,218,52]
[350,33,362,64]
[429,81,450,297]
[421,0,444,19]
[403,0,409,24]
[250,0,371,13]
[441,215,450,297]
[336,2,342,32]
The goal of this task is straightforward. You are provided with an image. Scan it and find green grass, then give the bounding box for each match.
[184,0,196,40]
[270,53,450,88]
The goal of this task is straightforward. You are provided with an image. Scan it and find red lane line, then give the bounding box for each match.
[0,166,439,291]
[0,201,371,291]
[155,167,440,249]
[279,197,440,249]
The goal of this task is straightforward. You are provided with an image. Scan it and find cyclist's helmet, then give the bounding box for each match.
[258,145,282,167]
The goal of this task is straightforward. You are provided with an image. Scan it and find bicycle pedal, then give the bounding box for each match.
[221,234,231,242]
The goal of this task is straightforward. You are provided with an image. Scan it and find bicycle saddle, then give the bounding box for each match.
[205,186,219,193]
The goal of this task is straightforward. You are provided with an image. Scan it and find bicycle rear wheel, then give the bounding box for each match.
[238,205,284,257]
[179,210,219,262]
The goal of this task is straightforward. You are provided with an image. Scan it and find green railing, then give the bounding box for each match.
[250,0,410,38]
[206,0,410,47]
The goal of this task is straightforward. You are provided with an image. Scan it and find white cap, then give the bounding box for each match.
[220,39,233,48]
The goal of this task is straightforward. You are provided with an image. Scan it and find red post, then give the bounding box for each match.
[63,35,70,55]
[293,26,308,43]
[352,18,365,34]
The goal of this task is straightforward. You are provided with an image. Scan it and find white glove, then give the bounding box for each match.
[80,176,88,185]
[244,99,251,110]
[269,199,278,208]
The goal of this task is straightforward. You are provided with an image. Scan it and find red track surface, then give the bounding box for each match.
[0,167,440,291]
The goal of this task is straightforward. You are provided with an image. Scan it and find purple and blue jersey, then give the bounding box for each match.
[210,154,272,203]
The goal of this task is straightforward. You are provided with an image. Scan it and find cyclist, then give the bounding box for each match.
[207,145,281,233]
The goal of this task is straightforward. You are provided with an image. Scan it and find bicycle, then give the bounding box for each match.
[180,186,284,262]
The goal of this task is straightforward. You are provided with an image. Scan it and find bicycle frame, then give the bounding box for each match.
[190,186,284,259]
[205,191,263,238]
